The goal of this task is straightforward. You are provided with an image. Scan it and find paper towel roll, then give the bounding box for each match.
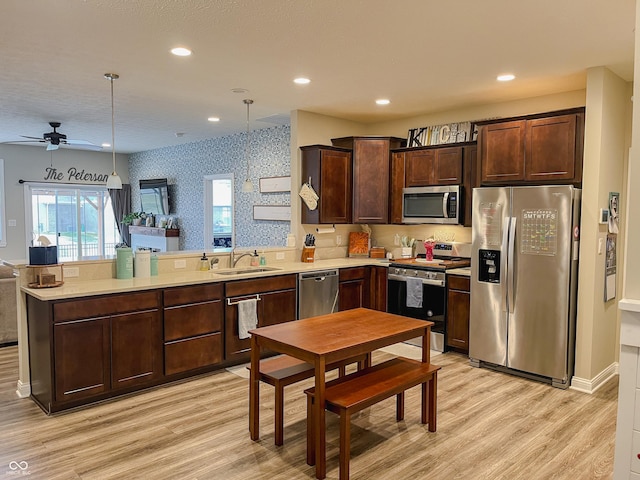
[134,250,151,278]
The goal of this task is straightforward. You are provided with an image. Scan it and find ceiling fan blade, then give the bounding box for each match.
[20,135,45,142]
[62,143,103,151]
[65,139,96,146]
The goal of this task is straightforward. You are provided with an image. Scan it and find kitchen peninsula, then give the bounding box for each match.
[16,254,391,414]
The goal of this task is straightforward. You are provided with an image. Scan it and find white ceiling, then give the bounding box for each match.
[0,0,635,154]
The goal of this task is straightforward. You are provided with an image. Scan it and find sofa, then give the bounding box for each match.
[0,265,18,346]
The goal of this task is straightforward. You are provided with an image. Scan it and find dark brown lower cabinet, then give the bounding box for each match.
[53,317,110,404]
[339,267,370,311]
[369,266,388,312]
[111,310,163,390]
[446,275,470,353]
[28,291,162,413]
[225,275,297,362]
[163,284,224,375]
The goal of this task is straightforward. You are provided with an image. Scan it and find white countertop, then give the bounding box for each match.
[447,267,471,277]
[21,257,391,301]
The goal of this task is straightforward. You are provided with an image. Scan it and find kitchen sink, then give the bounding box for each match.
[215,266,282,276]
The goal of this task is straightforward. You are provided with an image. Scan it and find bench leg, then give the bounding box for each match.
[274,380,284,446]
[339,411,351,480]
[428,373,437,432]
[339,365,346,377]
[307,395,315,466]
[421,379,427,425]
[396,392,405,421]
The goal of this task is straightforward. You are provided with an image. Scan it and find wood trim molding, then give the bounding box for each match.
[570,362,618,394]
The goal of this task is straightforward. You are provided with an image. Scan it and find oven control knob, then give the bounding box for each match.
[402,269,407,275]
[413,270,418,276]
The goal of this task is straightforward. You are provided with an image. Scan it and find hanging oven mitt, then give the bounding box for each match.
[299,182,319,210]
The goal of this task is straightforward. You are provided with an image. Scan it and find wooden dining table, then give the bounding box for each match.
[248,307,433,479]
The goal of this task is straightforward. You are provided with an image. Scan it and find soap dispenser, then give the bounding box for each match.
[199,252,210,271]
[250,250,259,267]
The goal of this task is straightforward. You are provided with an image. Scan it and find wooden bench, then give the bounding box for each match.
[304,357,440,480]
[248,353,369,446]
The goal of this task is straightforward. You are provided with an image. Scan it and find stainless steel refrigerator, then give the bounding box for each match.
[469,185,581,388]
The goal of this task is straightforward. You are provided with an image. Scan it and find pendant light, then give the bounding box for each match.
[105,73,122,190]
[242,99,254,193]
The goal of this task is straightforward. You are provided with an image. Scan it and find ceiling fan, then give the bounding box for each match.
[10,122,102,151]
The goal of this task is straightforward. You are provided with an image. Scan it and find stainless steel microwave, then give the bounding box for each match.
[402,185,461,224]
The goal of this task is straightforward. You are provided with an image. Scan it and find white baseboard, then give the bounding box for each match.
[15,380,31,398]
[571,362,619,394]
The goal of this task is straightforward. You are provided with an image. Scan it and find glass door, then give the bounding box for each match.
[27,184,118,261]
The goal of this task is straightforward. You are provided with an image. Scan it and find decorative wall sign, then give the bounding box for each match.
[253,205,291,221]
[44,166,109,183]
[407,121,474,147]
[259,176,291,193]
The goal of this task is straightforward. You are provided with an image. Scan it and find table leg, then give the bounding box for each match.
[249,334,260,441]
[314,357,327,479]
[422,326,431,364]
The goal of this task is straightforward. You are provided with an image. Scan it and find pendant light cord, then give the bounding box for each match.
[244,99,253,181]
[110,76,116,172]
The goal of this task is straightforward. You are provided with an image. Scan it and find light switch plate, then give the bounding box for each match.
[276,252,285,260]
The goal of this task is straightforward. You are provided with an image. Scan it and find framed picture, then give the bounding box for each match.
[259,176,291,193]
[253,205,291,221]
[608,192,620,234]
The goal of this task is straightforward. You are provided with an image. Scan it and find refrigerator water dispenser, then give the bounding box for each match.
[478,249,500,283]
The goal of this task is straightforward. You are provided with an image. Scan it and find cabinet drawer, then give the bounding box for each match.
[164,332,222,375]
[163,283,223,307]
[225,274,296,297]
[53,291,159,322]
[448,275,470,291]
[164,301,223,341]
[339,267,368,282]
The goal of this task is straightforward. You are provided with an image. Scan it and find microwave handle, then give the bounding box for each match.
[442,192,449,218]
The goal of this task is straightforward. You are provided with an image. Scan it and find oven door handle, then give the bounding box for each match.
[388,274,445,287]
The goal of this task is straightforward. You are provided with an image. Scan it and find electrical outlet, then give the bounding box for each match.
[64,267,79,278]
[276,252,285,260]
[336,235,342,246]
[8,219,16,227]
[174,259,186,269]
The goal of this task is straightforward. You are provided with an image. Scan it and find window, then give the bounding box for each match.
[204,174,234,250]
[26,183,119,261]
[0,159,5,247]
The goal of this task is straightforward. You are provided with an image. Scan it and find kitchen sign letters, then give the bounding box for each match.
[44,167,109,183]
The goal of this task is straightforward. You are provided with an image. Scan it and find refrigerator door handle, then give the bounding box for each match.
[501,216,510,313]
[442,192,449,218]
[507,216,517,314]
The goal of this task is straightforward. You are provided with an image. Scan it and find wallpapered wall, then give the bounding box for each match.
[128,125,291,250]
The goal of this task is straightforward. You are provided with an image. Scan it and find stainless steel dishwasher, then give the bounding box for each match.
[298,269,339,319]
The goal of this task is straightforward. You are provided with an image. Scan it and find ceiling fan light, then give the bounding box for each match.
[46,143,59,151]
[106,173,122,190]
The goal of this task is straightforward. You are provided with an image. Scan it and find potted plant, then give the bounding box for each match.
[123,212,145,226]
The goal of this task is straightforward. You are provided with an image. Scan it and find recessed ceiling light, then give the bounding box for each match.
[208,117,220,122]
[376,99,390,105]
[497,73,515,82]
[171,47,192,57]
[101,143,111,148]
[175,132,185,137]
[294,77,311,85]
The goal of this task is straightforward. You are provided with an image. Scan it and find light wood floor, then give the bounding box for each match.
[0,345,617,479]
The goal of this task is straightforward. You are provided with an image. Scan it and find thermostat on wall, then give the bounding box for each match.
[599,208,609,225]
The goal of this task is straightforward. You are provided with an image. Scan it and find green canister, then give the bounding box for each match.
[150,254,158,276]
[116,247,133,279]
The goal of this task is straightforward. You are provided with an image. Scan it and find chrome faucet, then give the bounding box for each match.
[230,250,253,268]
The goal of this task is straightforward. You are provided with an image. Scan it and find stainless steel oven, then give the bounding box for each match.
[387,267,446,351]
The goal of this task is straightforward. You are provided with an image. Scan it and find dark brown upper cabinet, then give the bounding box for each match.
[331,136,406,224]
[300,145,353,224]
[478,108,585,185]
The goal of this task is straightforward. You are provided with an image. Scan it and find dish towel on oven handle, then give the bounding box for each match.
[238,298,258,339]
[406,277,423,308]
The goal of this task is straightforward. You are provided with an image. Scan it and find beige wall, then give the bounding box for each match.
[575,67,631,381]
[0,144,129,261]
[625,4,640,301]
